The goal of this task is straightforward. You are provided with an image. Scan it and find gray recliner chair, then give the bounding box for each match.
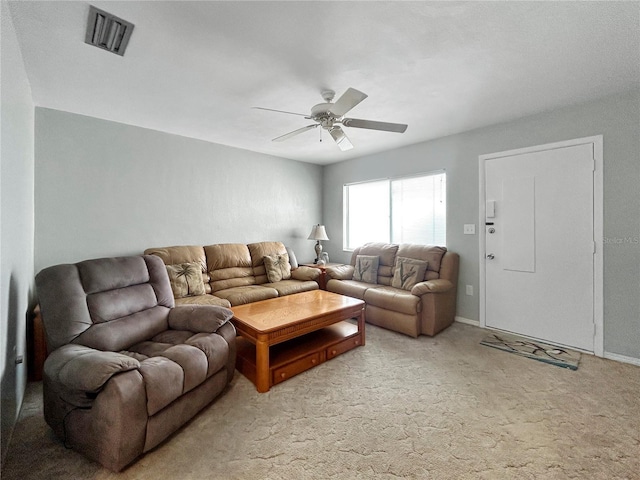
[35,255,236,471]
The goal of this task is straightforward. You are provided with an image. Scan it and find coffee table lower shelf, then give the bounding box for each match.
[235,320,362,389]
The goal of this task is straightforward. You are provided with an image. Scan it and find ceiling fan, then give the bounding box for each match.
[253,88,408,151]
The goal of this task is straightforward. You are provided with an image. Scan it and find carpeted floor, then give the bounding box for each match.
[3,322,640,479]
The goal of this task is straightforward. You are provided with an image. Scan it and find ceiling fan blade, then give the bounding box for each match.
[252,106,310,118]
[329,126,354,151]
[329,88,368,117]
[272,124,318,142]
[342,118,408,133]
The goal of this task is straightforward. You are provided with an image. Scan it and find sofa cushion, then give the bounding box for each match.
[214,285,279,306]
[364,286,421,315]
[168,304,234,333]
[87,284,158,323]
[351,243,399,285]
[166,262,206,298]
[205,244,256,291]
[291,266,321,282]
[144,245,207,272]
[131,326,232,415]
[396,244,447,276]
[326,279,376,300]
[264,279,319,296]
[391,257,428,290]
[174,295,231,308]
[248,242,290,284]
[325,264,354,281]
[355,243,398,269]
[185,332,230,377]
[78,256,151,294]
[263,253,292,283]
[353,255,379,284]
[159,344,208,393]
[139,356,184,416]
[45,345,140,402]
[75,305,170,353]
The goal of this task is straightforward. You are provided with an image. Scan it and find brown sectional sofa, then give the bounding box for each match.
[326,242,459,337]
[144,241,321,306]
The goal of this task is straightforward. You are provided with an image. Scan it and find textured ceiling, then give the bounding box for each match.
[8,1,640,165]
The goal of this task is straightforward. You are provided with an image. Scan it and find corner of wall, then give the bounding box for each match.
[1,1,36,466]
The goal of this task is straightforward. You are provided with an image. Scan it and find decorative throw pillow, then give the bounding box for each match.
[166,262,206,298]
[352,255,380,284]
[263,253,292,283]
[391,257,428,290]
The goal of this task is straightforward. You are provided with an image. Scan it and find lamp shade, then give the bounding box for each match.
[307,224,329,241]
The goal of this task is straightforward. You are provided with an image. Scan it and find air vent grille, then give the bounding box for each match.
[85,5,134,56]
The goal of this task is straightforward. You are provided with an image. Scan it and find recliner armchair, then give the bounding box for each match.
[35,255,236,471]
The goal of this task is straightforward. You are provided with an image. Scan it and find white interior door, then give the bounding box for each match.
[482,142,597,352]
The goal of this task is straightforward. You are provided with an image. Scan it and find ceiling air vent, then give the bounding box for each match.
[84,5,134,56]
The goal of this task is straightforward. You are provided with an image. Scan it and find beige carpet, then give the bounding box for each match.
[3,322,640,480]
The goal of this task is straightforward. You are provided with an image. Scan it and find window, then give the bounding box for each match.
[344,171,446,250]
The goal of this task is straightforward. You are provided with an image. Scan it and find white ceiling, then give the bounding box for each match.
[8,1,640,165]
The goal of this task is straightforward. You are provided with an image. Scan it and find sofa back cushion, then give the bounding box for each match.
[350,243,399,286]
[205,243,256,292]
[396,244,447,280]
[144,245,212,294]
[248,242,289,284]
[36,255,174,352]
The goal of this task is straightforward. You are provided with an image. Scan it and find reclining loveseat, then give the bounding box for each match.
[326,243,459,337]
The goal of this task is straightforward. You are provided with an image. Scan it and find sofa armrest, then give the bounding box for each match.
[291,266,321,281]
[411,279,454,296]
[325,264,354,280]
[168,305,234,333]
[45,344,140,394]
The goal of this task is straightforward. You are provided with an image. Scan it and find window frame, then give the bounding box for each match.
[343,170,446,252]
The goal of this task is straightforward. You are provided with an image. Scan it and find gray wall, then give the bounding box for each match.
[323,89,640,360]
[34,108,323,273]
[1,2,35,463]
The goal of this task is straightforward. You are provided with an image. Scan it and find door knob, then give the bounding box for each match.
[486,254,495,260]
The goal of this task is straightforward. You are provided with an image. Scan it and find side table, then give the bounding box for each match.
[300,263,342,290]
[28,305,47,381]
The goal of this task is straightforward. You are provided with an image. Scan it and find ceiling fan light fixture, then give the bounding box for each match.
[330,127,353,151]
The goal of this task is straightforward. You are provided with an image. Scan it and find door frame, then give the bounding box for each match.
[478,135,603,356]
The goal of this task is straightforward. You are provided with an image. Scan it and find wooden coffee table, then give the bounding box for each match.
[231,290,365,392]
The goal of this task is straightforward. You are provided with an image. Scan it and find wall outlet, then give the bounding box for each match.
[465,285,473,296]
[464,224,476,235]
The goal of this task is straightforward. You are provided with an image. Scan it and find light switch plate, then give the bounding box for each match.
[464,224,476,235]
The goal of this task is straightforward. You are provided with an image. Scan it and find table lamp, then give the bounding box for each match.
[307,224,329,264]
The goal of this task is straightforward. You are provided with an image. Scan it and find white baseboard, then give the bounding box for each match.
[604,352,640,367]
[452,318,640,366]
[455,316,480,327]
